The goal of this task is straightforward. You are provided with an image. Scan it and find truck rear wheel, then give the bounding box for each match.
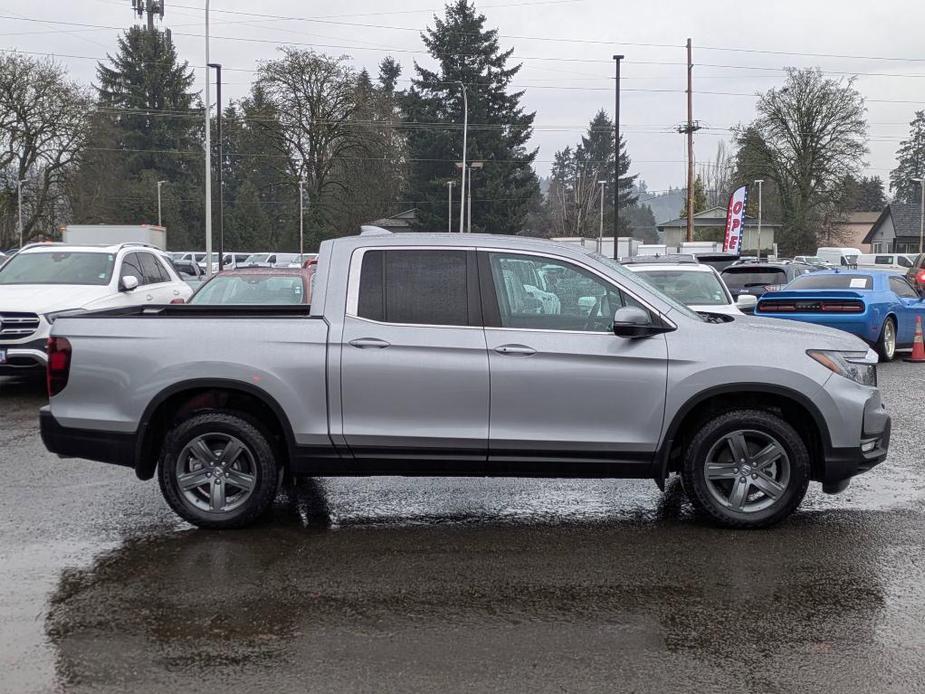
[681,409,810,529]
[158,411,280,529]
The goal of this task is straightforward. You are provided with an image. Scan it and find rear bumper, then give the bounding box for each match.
[39,407,136,469]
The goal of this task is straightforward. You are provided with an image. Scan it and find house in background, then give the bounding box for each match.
[657,206,781,253]
[830,211,880,252]
[863,203,924,254]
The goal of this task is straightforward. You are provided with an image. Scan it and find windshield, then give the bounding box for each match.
[191,274,306,305]
[787,274,872,290]
[587,252,703,321]
[0,251,115,286]
[721,267,788,289]
[635,270,729,306]
[244,254,270,265]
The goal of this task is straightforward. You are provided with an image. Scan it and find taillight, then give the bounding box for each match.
[916,269,925,286]
[46,337,72,397]
[757,301,796,312]
[757,300,864,314]
[820,301,865,313]
[170,298,185,304]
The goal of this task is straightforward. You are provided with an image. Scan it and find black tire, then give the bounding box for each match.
[875,317,896,362]
[681,409,810,529]
[157,411,280,529]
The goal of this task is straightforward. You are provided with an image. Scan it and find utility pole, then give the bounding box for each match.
[598,180,606,254]
[299,175,305,263]
[457,82,468,235]
[916,178,925,254]
[447,181,455,233]
[17,179,25,248]
[203,1,212,276]
[156,180,167,227]
[468,162,483,234]
[612,54,623,261]
[755,179,764,261]
[208,63,223,271]
[677,38,701,244]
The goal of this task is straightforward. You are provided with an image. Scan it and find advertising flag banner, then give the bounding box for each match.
[722,185,749,254]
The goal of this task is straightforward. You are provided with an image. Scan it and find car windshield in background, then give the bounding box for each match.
[191,274,305,305]
[0,251,114,286]
[721,268,788,289]
[244,254,270,265]
[637,270,728,306]
[787,273,873,290]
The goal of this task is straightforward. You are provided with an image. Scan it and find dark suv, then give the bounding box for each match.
[907,253,925,290]
[720,261,817,312]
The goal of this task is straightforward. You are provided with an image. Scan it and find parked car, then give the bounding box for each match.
[793,255,831,269]
[720,262,816,312]
[755,269,925,361]
[694,252,740,271]
[242,253,272,267]
[626,261,755,315]
[906,252,925,289]
[41,233,891,530]
[189,267,313,305]
[856,253,916,270]
[817,247,862,268]
[0,242,192,374]
[0,251,7,267]
[168,258,206,291]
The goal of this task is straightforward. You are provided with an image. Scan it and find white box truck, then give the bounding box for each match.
[61,225,166,250]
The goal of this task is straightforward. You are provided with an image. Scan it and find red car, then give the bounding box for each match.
[185,266,315,305]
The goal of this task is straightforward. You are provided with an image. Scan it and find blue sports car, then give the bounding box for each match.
[755,269,925,361]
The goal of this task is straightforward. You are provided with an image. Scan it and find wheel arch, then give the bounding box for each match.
[134,378,297,480]
[656,383,833,486]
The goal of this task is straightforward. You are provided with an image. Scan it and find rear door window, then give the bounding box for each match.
[120,253,147,286]
[890,276,919,299]
[139,253,167,283]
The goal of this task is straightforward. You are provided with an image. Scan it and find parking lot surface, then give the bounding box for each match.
[2,361,925,693]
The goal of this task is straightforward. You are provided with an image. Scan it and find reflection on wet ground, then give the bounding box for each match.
[0,362,924,692]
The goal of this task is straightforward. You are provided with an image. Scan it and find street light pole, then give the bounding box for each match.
[156,180,167,227]
[208,62,223,271]
[299,175,305,263]
[447,181,454,233]
[203,0,212,276]
[916,178,925,254]
[754,179,764,261]
[612,54,624,260]
[17,178,25,248]
[598,180,606,254]
[457,81,468,234]
[467,162,483,234]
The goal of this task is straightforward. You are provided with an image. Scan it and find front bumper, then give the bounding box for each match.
[0,337,48,373]
[820,394,891,492]
[39,407,136,469]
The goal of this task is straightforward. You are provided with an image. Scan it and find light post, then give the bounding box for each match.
[17,178,26,248]
[456,81,468,236]
[299,175,305,263]
[203,0,212,276]
[467,161,483,234]
[612,54,623,261]
[447,180,455,233]
[156,180,167,227]
[598,180,606,254]
[207,62,224,271]
[754,179,764,261]
[914,178,925,254]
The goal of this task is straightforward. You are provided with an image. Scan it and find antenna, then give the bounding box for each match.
[129,0,166,31]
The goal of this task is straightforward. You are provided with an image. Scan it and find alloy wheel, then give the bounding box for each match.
[703,429,791,514]
[884,320,896,360]
[175,433,257,514]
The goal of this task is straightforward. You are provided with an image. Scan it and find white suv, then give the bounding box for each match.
[0,243,192,374]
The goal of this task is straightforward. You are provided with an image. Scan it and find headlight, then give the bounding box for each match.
[807,349,877,386]
[44,308,86,324]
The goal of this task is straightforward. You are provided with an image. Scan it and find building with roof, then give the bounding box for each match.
[657,206,781,253]
[830,211,880,252]
[863,203,925,254]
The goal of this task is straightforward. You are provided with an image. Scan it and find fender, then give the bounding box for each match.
[654,382,834,487]
[134,378,300,480]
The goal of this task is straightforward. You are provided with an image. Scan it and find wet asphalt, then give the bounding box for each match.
[1,361,925,693]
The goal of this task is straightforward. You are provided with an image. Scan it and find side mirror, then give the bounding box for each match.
[612,306,668,339]
[736,294,758,310]
[120,275,139,292]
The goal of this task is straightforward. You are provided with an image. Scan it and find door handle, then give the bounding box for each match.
[494,344,536,356]
[349,337,391,349]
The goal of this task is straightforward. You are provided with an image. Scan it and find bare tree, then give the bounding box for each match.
[0,54,91,247]
[699,140,735,208]
[735,68,868,255]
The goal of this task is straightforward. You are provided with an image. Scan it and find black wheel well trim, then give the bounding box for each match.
[134,378,298,480]
[655,383,833,484]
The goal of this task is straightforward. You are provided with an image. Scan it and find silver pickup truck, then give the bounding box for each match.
[40,232,891,529]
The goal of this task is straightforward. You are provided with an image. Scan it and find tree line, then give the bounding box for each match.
[0,2,922,254]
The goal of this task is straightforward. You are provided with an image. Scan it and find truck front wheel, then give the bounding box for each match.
[158,411,280,529]
[681,409,810,529]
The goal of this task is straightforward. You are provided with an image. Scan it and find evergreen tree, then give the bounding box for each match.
[679,174,708,217]
[402,0,539,234]
[890,112,925,203]
[71,26,201,249]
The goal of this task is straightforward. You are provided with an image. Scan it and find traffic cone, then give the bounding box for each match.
[905,315,925,363]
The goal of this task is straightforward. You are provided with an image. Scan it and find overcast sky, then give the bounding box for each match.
[4,0,925,204]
